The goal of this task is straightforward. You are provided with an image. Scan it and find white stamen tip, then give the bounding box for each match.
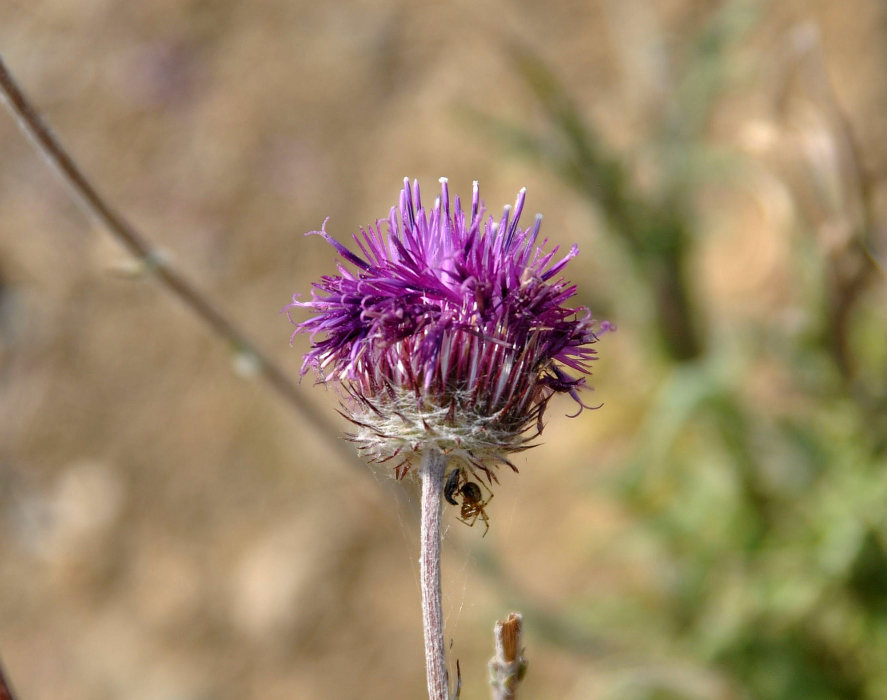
[439,176,448,183]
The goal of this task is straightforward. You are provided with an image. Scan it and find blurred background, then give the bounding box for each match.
[1,0,886,698]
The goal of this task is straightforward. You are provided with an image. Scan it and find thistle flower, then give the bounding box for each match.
[287,178,601,482]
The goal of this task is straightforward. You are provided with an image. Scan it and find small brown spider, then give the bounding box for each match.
[443,468,494,536]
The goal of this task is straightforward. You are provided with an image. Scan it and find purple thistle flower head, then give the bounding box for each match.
[287,178,601,481]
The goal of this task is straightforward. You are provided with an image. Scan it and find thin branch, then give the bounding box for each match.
[489,612,528,700]
[788,24,881,268]
[419,448,448,700]
[0,657,17,700]
[0,55,356,468]
[787,26,885,381]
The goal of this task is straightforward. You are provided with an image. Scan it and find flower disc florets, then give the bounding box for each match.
[287,178,600,480]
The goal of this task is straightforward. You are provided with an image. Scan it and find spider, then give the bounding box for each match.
[443,468,493,536]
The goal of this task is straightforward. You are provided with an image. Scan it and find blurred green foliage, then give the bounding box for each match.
[469,3,887,698]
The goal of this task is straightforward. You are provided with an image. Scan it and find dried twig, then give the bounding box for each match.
[0,657,17,700]
[785,26,884,380]
[0,55,356,467]
[489,612,528,700]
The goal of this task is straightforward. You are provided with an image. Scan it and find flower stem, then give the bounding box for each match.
[420,448,448,700]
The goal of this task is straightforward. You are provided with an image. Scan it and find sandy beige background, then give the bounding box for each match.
[2,1,886,698]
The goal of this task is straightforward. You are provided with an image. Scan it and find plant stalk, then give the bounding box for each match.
[0,55,354,467]
[420,449,448,700]
[0,655,17,700]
